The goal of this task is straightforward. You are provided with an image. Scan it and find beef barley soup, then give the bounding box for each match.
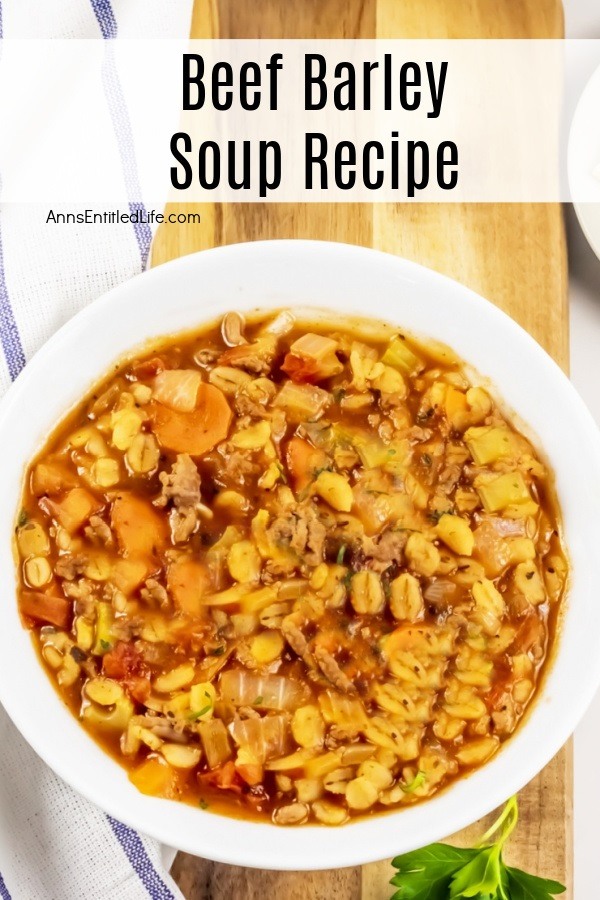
[15,310,567,826]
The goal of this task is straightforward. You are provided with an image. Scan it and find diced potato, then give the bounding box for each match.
[162,744,201,769]
[189,682,216,720]
[24,556,52,588]
[198,720,232,769]
[405,533,440,577]
[230,420,271,450]
[32,460,78,496]
[350,570,385,615]
[544,553,568,603]
[84,553,112,582]
[371,365,407,396]
[508,538,536,565]
[313,471,353,513]
[436,514,474,556]
[258,462,283,490]
[112,557,150,595]
[17,522,50,558]
[227,540,261,584]
[389,573,424,622]
[42,488,102,533]
[154,663,195,694]
[345,776,379,810]
[513,562,545,605]
[475,472,531,513]
[465,425,514,465]
[213,490,249,513]
[250,630,285,665]
[292,705,325,750]
[75,616,94,651]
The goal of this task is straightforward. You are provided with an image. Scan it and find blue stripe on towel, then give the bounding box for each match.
[89,0,118,40]
[0,869,12,900]
[90,1,153,269]
[107,817,176,900]
[0,210,26,381]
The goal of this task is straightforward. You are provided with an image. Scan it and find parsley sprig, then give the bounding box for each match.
[390,797,565,900]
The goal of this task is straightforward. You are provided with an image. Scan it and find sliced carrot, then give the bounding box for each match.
[149,383,232,456]
[285,437,328,493]
[20,591,72,629]
[280,353,323,385]
[40,487,102,532]
[129,757,176,798]
[167,558,210,617]
[131,356,168,379]
[111,493,167,558]
[111,556,152,594]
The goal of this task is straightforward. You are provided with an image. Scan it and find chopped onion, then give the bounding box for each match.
[198,719,232,769]
[481,516,526,537]
[228,714,289,762]
[423,580,459,608]
[220,669,310,711]
[152,370,201,412]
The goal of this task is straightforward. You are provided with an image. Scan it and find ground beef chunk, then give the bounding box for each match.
[360,529,407,573]
[84,515,113,547]
[313,645,357,694]
[268,505,326,567]
[218,337,276,375]
[55,554,88,580]
[140,577,169,608]
[155,453,203,543]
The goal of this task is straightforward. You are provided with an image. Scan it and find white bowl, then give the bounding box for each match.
[1,240,600,870]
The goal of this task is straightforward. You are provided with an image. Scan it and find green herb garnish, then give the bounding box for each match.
[422,453,432,466]
[199,799,209,810]
[17,508,28,528]
[187,705,212,721]
[253,696,264,706]
[400,771,426,794]
[99,639,111,651]
[209,646,225,656]
[390,797,565,900]
[336,544,347,565]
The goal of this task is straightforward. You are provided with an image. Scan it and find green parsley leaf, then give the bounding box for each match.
[199,799,209,810]
[187,705,212,721]
[17,508,29,528]
[99,639,111,651]
[390,798,566,900]
[209,646,225,656]
[390,844,477,899]
[253,696,264,706]
[505,868,566,900]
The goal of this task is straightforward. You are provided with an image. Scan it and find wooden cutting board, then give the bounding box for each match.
[151,1,571,896]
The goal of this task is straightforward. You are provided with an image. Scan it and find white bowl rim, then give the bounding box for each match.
[1,238,600,871]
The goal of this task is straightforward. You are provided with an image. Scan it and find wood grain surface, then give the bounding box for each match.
[152,1,571,895]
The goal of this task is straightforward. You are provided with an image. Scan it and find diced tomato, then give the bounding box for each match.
[198,760,244,794]
[127,676,151,704]
[280,352,322,384]
[131,356,168,379]
[103,641,141,679]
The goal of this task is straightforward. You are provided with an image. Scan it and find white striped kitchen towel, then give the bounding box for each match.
[0,2,193,897]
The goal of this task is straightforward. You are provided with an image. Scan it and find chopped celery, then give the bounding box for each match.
[382,336,424,376]
[92,602,113,655]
